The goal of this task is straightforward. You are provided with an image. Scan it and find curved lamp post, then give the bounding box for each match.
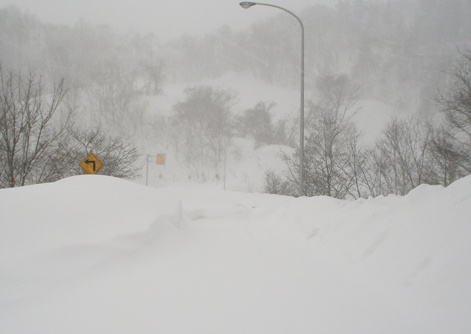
[239,2,305,196]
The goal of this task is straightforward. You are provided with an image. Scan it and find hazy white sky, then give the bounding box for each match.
[0,0,330,41]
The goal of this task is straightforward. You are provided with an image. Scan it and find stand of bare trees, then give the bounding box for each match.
[266,49,471,198]
[270,74,365,197]
[0,68,69,187]
[437,48,471,177]
[0,66,141,188]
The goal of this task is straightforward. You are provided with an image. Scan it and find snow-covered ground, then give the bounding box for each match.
[1,174,471,334]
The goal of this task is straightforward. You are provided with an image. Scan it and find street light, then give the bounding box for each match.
[239,2,305,196]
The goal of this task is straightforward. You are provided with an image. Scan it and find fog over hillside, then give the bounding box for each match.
[0,0,318,40]
[2,0,469,109]
[1,0,471,196]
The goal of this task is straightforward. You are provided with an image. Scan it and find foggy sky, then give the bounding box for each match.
[0,0,330,41]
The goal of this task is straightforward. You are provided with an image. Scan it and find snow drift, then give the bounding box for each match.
[1,175,470,333]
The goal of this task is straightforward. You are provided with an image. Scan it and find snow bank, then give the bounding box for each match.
[1,175,470,333]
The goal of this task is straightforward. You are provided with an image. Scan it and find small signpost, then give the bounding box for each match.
[146,153,166,186]
[156,153,166,165]
[80,153,103,174]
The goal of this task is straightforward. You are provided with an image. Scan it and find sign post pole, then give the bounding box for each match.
[145,154,150,186]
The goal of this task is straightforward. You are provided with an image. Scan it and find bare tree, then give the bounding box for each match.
[171,85,235,179]
[87,62,145,136]
[277,74,363,198]
[357,146,386,198]
[65,126,141,179]
[264,169,296,196]
[0,67,69,188]
[344,126,369,198]
[428,124,464,186]
[439,49,471,144]
[374,116,434,195]
[306,74,361,198]
[438,48,471,174]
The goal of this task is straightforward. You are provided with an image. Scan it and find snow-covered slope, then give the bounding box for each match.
[141,72,397,190]
[1,175,470,333]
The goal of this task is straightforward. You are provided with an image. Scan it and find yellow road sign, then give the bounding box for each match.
[80,153,103,174]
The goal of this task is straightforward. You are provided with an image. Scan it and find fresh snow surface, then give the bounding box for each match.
[1,175,471,333]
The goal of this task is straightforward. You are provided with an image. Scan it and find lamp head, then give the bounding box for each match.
[239,2,256,9]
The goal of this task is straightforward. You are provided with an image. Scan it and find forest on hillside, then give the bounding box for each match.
[167,0,471,113]
[1,0,471,197]
[2,1,471,111]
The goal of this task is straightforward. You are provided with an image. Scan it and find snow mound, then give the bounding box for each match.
[1,175,471,334]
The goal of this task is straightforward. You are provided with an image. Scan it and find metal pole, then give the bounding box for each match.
[224,144,227,190]
[299,16,305,197]
[239,2,305,196]
[145,154,150,186]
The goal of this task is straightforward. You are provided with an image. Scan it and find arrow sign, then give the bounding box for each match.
[85,159,96,171]
[80,153,103,174]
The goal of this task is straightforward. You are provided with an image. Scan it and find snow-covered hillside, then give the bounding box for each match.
[141,72,398,190]
[1,175,470,333]
[152,72,397,132]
